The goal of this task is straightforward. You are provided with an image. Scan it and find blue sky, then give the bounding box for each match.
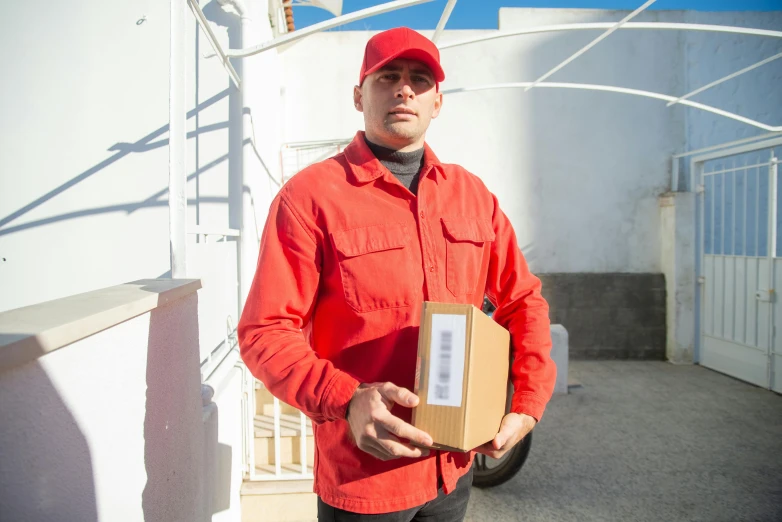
[293,0,782,31]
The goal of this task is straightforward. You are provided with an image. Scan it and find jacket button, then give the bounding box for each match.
[420,211,425,218]
[430,266,435,272]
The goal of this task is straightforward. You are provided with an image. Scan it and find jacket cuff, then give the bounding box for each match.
[321,371,361,422]
[511,392,549,422]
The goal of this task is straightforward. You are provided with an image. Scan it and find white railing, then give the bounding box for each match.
[200,315,239,383]
[189,226,240,242]
[248,381,313,482]
[242,363,255,481]
[188,227,241,381]
[184,225,311,482]
[280,139,352,184]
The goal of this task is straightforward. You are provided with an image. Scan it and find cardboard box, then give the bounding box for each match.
[411,302,510,452]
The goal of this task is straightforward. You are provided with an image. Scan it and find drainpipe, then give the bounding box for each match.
[170,0,188,278]
[218,0,256,305]
[218,0,256,486]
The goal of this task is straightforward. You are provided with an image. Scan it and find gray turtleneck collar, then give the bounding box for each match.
[364,137,424,196]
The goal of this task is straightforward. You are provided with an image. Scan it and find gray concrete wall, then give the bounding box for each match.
[539,273,667,359]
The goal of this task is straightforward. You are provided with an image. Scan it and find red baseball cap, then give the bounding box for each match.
[359,27,445,86]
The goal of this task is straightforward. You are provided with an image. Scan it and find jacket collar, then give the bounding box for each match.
[344,131,447,184]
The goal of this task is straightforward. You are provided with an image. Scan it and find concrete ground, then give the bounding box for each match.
[466,361,782,522]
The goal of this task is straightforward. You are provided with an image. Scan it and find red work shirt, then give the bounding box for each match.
[238,132,556,514]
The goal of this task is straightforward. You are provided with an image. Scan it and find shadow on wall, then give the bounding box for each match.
[0,87,230,238]
[215,443,233,514]
[0,273,227,521]
[0,361,98,521]
[0,0,282,242]
[142,294,207,522]
[0,1,273,239]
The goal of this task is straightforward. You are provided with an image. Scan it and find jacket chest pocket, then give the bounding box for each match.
[441,217,496,297]
[332,223,415,313]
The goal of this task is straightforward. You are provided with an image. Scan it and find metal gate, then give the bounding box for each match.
[694,137,782,392]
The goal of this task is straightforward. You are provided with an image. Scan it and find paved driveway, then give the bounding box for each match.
[466,361,782,522]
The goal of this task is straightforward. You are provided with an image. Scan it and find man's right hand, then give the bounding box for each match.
[347,382,433,461]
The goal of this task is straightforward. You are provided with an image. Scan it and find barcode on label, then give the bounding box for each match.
[435,331,453,400]
[427,314,466,408]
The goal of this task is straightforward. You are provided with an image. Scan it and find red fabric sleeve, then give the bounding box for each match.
[238,193,359,424]
[484,194,556,421]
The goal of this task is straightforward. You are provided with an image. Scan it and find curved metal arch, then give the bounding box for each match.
[441,82,782,132]
[438,22,782,50]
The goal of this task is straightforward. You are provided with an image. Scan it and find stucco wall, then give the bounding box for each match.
[0,294,206,522]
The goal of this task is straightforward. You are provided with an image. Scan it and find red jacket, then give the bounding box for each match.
[239,132,556,514]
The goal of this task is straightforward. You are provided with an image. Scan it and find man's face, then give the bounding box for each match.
[354,58,443,151]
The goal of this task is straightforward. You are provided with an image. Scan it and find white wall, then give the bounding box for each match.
[279,9,781,274]
[0,1,171,311]
[207,354,247,522]
[0,2,284,519]
[189,241,238,364]
[0,294,206,522]
[0,0,282,314]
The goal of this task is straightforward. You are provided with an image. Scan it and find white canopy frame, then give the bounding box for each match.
[666,51,782,107]
[287,0,344,18]
[193,0,782,136]
[438,21,782,50]
[441,82,782,133]
[171,0,782,276]
[226,0,432,58]
[524,0,657,92]
[438,20,782,133]
[432,0,458,44]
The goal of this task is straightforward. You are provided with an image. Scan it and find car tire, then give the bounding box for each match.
[471,431,533,488]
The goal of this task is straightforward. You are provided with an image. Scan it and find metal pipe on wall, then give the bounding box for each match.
[219,0,256,304]
[217,0,256,481]
[767,151,778,388]
[239,8,257,304]
[170,0,188,279]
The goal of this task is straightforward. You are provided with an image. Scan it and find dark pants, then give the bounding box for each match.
[317,467,473,522]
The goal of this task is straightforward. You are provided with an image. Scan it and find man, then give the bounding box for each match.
[238,27,556,521]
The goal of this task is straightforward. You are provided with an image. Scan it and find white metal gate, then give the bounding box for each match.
[695,137,782,392]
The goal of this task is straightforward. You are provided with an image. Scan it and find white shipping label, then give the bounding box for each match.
[426,314,467,407]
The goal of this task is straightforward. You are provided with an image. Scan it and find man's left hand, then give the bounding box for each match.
[474,413,536,459]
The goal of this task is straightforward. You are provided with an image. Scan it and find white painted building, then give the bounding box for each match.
[1,2,780,521]
[1,1,287,520]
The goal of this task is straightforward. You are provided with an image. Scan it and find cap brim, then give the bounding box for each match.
[362,48,445,84]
